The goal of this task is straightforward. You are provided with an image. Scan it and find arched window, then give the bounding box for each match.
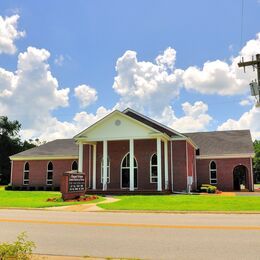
[46,162,53,185]
[150,153,158,183]
[23,162,29,185]
[209,161,217,184]
[71,160,78,171]
[101,157,110,184]
[121,153,138,188]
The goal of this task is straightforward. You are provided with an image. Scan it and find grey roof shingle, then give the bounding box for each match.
[184,130,254,156]
[10,139,78,158]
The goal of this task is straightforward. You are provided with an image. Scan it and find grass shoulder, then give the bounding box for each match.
[0,186,104,208]
[98,194,260,212]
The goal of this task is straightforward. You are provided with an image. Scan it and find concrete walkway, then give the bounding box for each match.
[45,196,119,212]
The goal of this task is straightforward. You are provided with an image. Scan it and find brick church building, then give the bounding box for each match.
[10,108,255,192]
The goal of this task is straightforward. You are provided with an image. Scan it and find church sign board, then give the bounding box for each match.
[61,171,86,200]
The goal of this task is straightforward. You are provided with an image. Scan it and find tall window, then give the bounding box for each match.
[46,162,53,185]
[23,162,29,185]
[209,161,217,184]
[101,157,110,184]
[121,153,138,188]
[71,160,78,171]
[150,153,158,183]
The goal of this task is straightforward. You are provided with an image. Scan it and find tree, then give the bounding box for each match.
[253,140,260,183]
[0,117,36,184]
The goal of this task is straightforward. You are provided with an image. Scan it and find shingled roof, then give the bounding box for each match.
[10,139,78,159]
[185,130,254,157]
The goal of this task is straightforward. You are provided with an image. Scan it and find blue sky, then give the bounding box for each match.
[0,0,260,140]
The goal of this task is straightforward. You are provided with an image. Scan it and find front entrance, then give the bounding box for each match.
[233,165,248,191]
[121,153,138,189]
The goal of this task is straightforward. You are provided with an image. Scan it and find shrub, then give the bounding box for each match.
[0,232,36,259]
[4,185,12,191]
[200,184,217,193]
[12,186,20,191]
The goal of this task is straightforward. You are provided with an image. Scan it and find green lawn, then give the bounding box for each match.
[0,187,103,208]
[98,195,260,211]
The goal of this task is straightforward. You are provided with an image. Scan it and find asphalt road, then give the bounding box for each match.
[0,209,260,260]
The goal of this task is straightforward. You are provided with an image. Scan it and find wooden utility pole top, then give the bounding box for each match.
[238,54,260,86]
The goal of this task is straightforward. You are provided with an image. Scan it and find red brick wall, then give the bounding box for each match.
[86,139,170,191]
[187,142,196,190]
[172,140,188,192]
[196,157,253,191]
[12,159,77,187]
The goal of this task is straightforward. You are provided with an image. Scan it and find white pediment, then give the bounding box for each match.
[74,110,160,141]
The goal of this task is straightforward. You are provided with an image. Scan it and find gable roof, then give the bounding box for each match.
[185,130,254,157]
[74,110,162,140]
[10,139,78,160]
[123,108,185,138]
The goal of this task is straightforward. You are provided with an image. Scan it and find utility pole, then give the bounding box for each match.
[238,54,260,107]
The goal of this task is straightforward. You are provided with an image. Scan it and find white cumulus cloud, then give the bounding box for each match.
[0,14,25,55]
[182,33,260,95]
[74,84,98,108]
[113,48,183,115]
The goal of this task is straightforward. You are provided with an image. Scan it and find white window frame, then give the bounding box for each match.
[101,157,110,184]
[150,153,158,183]
[209,161,217,185]
[23,162,29,185]
[71,160,78,171]
[120,153,138,189]
[46,161,53,186]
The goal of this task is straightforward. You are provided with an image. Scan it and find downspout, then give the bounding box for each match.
[10,160,13,185]
[88,145,91,188]
[170,140,174,193]
[250,157,254,192]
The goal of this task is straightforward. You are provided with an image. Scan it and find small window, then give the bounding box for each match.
[101,157,110,184]
[209,161,217,184]
[23,162,29,185]
[71,160,78,171]
[46,162,53,185]
[150,154,158,183]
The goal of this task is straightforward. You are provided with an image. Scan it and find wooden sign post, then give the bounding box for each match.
[60,171,86,200]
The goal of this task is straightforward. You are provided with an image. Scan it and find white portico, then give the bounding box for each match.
[74,110,170,192]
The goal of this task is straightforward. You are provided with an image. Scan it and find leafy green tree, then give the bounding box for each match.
[253,140,260,183]
[0,117,36,184]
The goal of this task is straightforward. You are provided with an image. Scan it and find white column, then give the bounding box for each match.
[129,139,134,191]
[157,137,162,191]
[164,140,168,190]
[78,143,83,172]
[92,144,96,190]
[103,140,108,191]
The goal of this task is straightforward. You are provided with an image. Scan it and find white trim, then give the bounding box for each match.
[164,140,169,190]
[209,160,217,185]
[129,139,134,191]
[88,145,91,188]
[46,161,53,186]
[78,143,83,172]
[157,137,162,191]
[171,137,198,149]
[123,108,185,138]
[250,158,254,191]
[23,161,29,185]
[197,153,255,159]
[101,156,110,184]
[10,156,78,161]
[150,153,158,183]
[74,110,162,140]
[75,135,168,143]
[120,153,138,189]
[102,140,108,191]
[92,144,96,190]
[170,141,174,192]
[186,141,189,192]
[194,148,197,188]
